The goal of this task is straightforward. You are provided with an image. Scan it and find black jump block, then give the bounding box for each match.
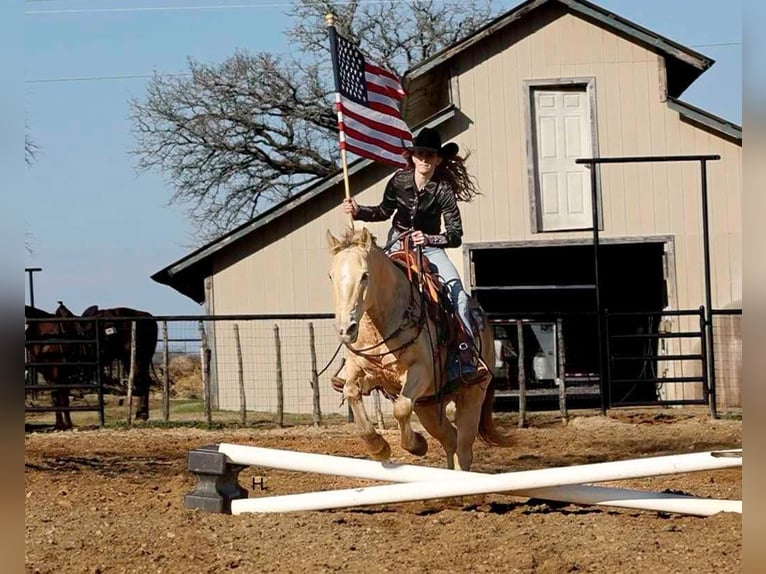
[184,444,249,514]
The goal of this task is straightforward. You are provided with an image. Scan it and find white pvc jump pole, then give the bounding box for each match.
[218,444,741,516]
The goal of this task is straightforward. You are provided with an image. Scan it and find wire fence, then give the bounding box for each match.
[25,309,742,429]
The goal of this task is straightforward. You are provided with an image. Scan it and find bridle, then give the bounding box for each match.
[342,230,429,361]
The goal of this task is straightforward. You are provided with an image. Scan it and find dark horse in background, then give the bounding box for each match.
[25,305,82,429]
[54,302,159,421]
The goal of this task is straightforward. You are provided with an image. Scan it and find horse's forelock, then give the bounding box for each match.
[335,228,378,251]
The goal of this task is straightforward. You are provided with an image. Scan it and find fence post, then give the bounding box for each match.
[517,320,527,428]
[162,321,170,422]
[373,390,385,429]
[557,317,568,424]
[234,324,246,425]
[308,322,322,427]
[274,324,284,428]
[126,321,137,426]
[198,321,212,428]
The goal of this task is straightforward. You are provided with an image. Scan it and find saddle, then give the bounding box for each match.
[330,242,490,398]
[388,246,488,390]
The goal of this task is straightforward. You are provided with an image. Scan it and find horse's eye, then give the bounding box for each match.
[361,272,369,282]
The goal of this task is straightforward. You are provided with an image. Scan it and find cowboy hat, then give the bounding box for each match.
[407,127,459,158]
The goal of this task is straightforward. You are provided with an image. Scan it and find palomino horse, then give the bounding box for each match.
[327,227,510,470]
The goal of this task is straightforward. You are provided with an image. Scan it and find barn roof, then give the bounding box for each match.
[406,0,714,97]
[152,0,741,304]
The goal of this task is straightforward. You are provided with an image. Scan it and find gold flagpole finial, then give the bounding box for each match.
[325,13,335,26]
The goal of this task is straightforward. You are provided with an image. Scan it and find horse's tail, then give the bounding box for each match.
[150,361,164,389]
[477,322,514,446]
[478,376,514,446]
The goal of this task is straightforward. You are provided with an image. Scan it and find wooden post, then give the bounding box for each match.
[326,12,354,231]
[517,320,527,428]
[274,324,284,428]
[308,322,322,427]
[162,321,170,422]
[557,318,568,424]
[373,390,385,429]
[199,321,212,428]
[233,323,246,425]
[126,321,137,426]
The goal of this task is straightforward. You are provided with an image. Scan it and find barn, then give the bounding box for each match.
[152,0,742,417]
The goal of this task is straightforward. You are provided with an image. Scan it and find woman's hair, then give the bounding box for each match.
[404,150,481,202]
[438,152,481,202]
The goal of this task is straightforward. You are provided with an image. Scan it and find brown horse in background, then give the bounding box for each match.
[25,305,81,429]
[55,302,159,421]
[327,227,511,471]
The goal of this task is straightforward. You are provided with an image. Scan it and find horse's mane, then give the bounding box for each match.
[331,228,379,252]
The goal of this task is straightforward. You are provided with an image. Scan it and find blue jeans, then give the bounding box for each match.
[386,232,473,338]
[422,247,473,339]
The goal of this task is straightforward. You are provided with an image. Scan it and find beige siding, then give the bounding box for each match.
[209,165,399,414]
[451,10,741,309]
[204,5,741,412]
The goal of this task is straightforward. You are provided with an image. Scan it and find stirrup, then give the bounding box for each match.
[460,365,491,385]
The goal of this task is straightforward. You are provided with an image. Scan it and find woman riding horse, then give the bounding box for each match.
[343,127,487,383]
[327,228,510,470]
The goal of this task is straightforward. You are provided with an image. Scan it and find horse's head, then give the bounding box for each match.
[327,227,376,344]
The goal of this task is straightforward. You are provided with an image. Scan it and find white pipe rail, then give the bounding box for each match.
[217,444,742,516]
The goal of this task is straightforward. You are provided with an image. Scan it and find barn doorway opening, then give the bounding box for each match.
[469,240,668,405]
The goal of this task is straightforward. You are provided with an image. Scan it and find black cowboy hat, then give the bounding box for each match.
[408,127,459,158]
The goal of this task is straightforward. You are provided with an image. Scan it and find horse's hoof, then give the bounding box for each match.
[408,432,428,457]
[330,376,346,393]
[369,439,391,461]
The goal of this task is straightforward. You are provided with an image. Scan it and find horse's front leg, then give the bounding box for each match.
[343,373,391,461]
[393,363,430,457]
[452,383,487,471]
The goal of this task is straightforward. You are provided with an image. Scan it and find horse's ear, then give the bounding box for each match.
[326,230,343,254]
[360,227,373,252]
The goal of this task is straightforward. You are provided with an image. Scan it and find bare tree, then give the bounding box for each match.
[25,133,38,166]
[26,126,38,254]
[130,0,498,240]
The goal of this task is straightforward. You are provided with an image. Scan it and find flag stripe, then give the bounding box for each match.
[365,63,405,92]
[339,106,413,151]
[342,140,408,167]
[340,99,411,138]
[365,84,403,110]
[340,121,412,156]
[365,69,405,99]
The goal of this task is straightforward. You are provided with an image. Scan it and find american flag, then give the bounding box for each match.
[329,26,412,167]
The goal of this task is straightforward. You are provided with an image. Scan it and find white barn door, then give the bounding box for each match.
[533,87,593,231]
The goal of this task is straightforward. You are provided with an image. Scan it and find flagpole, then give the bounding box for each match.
[326,13,354,230]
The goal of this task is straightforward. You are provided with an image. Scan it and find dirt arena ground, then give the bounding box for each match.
[25,409,741,574]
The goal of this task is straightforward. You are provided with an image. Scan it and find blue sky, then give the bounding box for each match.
[22,0,742,316]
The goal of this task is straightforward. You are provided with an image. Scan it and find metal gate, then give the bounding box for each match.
[25,317,106,427]
[605,307,708,408]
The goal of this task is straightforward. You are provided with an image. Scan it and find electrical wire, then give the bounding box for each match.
[25,0,452,15]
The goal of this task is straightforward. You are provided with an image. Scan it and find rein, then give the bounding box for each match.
[344,279,426,359]
[343,233,427,361]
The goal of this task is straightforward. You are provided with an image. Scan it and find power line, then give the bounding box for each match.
[25,43,740,84]
[26,3,293,14]
[691,42,741,48]
[26,72,191,83]
[24,0,426,15]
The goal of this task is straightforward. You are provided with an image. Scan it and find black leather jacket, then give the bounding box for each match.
[354,169,463,248]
